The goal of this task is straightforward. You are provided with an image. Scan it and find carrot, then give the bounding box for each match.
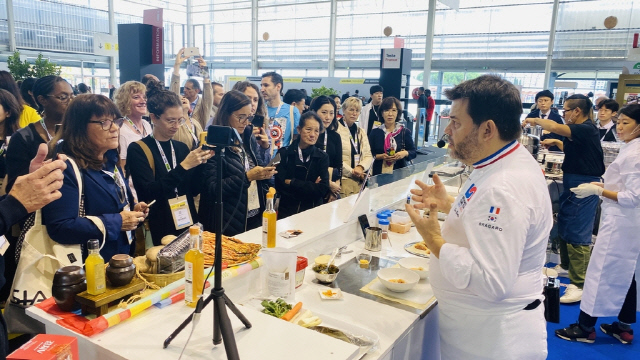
[280,302,302,321]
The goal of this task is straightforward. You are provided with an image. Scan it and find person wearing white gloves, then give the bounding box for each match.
[407,75,552,359]
[556,104,640,344]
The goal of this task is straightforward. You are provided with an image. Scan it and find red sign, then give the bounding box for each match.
[143,9,163,28]
[152,26,163,64]
[394,37,405,48]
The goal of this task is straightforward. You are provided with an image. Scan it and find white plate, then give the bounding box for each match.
[404,241,431,258]
[318,288,343,300]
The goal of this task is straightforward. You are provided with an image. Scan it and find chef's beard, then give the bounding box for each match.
[449,127,481,164]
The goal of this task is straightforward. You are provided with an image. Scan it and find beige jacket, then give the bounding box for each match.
[170,73,213,130]
[173,120,203,150]
[337,121,373,178]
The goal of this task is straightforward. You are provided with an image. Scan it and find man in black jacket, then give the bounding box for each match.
[527,90,564,152]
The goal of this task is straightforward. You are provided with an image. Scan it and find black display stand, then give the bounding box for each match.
[163,148,251,359]
[378,48,412,114]
[117,23,164,84]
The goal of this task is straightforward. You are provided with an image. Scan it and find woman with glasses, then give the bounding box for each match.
[523,94,605,304]
[274,111,330,219]
[337,97,373,196]
[310,96,343,201]
[5,75,73,193]
[200,90,275,236]
[172,94,203,150]
[127,81,213,245]
[369,97,416,175]
[114,81,152,171]
[232,81,271,158]
[41,94,149,260]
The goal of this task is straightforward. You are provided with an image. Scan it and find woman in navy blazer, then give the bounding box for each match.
[42,95,149,261]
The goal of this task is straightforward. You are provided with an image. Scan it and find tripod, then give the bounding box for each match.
[164,146,252,359]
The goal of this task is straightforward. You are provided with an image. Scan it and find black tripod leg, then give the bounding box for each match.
[215,295,240,360]
[213,296,222,345]
[223,294,252,329]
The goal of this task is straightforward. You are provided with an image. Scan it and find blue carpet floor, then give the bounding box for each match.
[547,276,640,360]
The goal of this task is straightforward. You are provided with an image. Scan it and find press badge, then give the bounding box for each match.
[354,154,361,167]
[169,195,193,230]
[248,180,260,212]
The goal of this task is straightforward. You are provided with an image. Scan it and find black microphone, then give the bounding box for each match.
[437,134,449,148]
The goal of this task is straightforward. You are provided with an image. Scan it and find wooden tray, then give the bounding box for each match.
[76,278,145,316]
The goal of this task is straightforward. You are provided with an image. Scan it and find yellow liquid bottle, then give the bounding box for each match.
[85,239,106,295]
[262,187,277,248]
[185,226,204,308]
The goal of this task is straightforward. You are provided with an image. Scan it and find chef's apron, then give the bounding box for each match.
[581,202,640,317]
[557,173,601,245]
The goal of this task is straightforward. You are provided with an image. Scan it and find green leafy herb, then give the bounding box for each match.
[261,298,292,318]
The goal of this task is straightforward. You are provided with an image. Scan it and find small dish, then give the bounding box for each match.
[357,253,372,269]
[319,288,343,300]
[398,257,430,279]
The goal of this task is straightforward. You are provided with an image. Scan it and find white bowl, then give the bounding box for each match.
[377,268,419,292]
[398,257,430,279]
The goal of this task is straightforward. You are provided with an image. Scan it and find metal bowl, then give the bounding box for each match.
[106,263,136,287]
[313,268,340,284]
[109,254,133,268]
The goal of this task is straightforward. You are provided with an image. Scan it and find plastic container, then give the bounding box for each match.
[295,256,308,288]
[379,219,390,241]
[391,211,410,224]
[376,213,389,227]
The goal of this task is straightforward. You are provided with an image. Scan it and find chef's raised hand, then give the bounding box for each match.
[410,174,455,213]
[405,202,445,258]
[570,183,604,198]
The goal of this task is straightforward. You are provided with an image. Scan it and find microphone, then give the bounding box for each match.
[437,134,449,148]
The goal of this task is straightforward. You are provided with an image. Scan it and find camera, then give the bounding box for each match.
[206,125,237,147]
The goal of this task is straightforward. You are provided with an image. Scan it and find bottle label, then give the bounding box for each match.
[185,261,193,302]
[262,216,269,247]
[94,264,105,291]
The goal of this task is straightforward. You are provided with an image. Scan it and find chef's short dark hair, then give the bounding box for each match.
[444,75,522,142]
[599,99,619,113]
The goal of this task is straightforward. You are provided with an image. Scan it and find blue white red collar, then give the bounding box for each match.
[473,140,520,169]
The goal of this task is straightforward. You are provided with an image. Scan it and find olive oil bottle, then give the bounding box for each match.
[85,239,106,295]
[262,187,277,248]
[185,226,204,307]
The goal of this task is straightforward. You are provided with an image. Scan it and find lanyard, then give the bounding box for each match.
[322,132,328,152]
[102,166,129,205]
[372,105,379,122]
[0,141,7,156]
[270,102,284,120]
[126,117,146,136]
[40,119,53,141]
[341,120,360,154]
[297,146,310,163]
[183,121,199,148]
[155,138,179,197]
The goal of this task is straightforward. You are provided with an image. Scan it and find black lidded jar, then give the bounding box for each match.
[52,265,87,312]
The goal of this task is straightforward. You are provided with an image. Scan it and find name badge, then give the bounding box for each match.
[169,195,194,230]
[373,121,382,128]
[354,154,361,166]
[248,180,260,212]
[0,235,9,256]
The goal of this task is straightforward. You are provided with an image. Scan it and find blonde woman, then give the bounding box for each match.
[337,97,373,197]
[114,81,152,170]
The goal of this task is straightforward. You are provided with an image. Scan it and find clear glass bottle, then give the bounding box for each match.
[262,187,277,248]
[185,226,204,307]
[85,239,106,295]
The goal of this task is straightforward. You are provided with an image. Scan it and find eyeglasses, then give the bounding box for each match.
[89,118,124,131]
[233,114,254,123]
[165,117,186,126]
[561,107,576,114]
[47,93,75,103]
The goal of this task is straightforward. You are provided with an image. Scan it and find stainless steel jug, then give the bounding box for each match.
[365,227,382,252]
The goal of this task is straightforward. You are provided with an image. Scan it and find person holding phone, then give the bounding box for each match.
[127,81,212,245]
[170,48,214,132]
[231,81,271,157]
[200,91,275,236]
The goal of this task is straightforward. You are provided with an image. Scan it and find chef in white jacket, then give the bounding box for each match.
[555,104,640,344]
[406,75,552,360]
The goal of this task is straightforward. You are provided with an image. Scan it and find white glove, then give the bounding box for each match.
[570,183,604,198]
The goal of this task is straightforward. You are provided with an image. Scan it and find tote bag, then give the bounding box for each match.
[4,158,105,334]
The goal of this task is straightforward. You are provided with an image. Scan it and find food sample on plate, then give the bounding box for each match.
[388,278,406,284]
[201,231,261,267]
[312,264,339,274]
[323,289,336,297]
[290,309,322,327]
[411,242,432,255]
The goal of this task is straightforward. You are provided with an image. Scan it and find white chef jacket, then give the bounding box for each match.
[432,141,552,359]
[601,137,640,216]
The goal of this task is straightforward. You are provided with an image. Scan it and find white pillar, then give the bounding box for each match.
[544,0,560,90]
[108,0,117,86]
[423,0,437,89]
[251,0,258,75]
[6,0,16,52]
[328,0,337,77]
[186,0,193,48]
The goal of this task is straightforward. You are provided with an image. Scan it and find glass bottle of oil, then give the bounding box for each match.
[85,239,106,295]
[185,226,204,307]
[262,187,277,248]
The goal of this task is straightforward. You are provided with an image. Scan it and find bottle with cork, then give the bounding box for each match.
[184,226,204,307]
[85,239,106,295]
[262,187,277,248]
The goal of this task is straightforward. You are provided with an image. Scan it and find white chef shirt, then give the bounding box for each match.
[601,137,640,215]
[431,141,553,315]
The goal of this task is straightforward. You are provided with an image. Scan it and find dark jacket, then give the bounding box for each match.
[5,123,46,193]
[42,150,135,261]
[200,126,270,236]
[0,195,28,290]
[127,136,202,245]
[527,108,563,151]
[315,129,343,182]
[369,126,417,175]
[275,141,330,219]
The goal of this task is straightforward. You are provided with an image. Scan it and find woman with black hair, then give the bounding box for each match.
[275,111,330,219]
[232,81,271,153]
[524,94,605,303]
[368,97,416,175]
[19,77,38,110]
[199,90,275,236]
[310,95,342,201]
[5,75,72,193]
[0,89,21,182]
[127,81,213,245]
[0,71,40,129]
